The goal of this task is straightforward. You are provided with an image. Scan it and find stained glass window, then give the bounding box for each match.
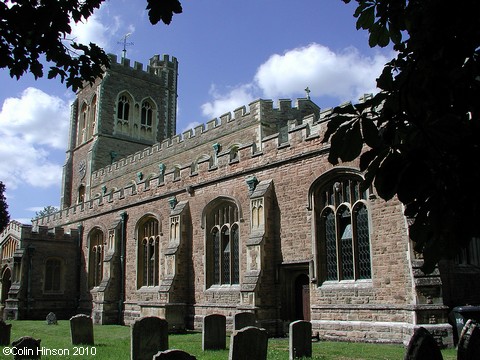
[89,230,104,288]
[317,176,372,283]
[324,209,338,281]
[208,200,240,286]
[355,204,372,279]
[137,218,160,288]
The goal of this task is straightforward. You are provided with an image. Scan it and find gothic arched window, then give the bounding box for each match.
[137,217,160,288]
[315,176,372,284]
[77,102,88,145]
[89,94,97,138]
[116,93,132,134]
[206,199,240,287]
[88,229,104,288]
[141,101,153,130]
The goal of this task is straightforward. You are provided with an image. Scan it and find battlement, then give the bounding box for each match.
[91,97,321,180]
[33,96,371,228]
[1,221,79,245]
[108,53,178,76]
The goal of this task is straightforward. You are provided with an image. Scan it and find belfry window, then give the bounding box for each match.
[77,102,88,145]
[141,101,153,132]
[88,229,104,288]
[117,95,130,121]
[89,94,97,138]
[137,217,160,288]
[116,93,132,134]
[207,200,240,287]
[315,176,372,283]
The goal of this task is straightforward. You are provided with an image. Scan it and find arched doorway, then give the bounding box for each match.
[294,273,310,321]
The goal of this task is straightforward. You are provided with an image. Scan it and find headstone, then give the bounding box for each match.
[152,349,197,360]
[70,314,94,345]
[404,327,443,360]
[229,326,268,360]
[289,320,312,359]
[11,336,41,360]
[458,319,480,360]
[202,314,226,350]
[131,316,168,360]
[0,319,12,345]
[46,312,57,325]
[233,312,256,331]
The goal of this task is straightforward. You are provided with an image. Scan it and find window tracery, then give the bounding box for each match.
[207,200,240,286]
[315,176,372,283]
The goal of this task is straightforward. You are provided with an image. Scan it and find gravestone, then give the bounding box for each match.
[229,326,268,360]
[404,327,443,360]
[152,349,197,360]
[233,312,256,331]
[70,314,94,345]
[46,312,57,325]
[289,320,312,359]
[202,314,226,350]
[11,336,41,360]
[458,319,480,360]
[0,319,12,345]
[131,316,168,360]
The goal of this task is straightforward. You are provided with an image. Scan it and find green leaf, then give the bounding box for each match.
[377,24,391,47]
[361,116,380,147]
[374,152,404,200]
[340,120,363,162]
[359,148,378,172]
[327,125,348,165]
[356,6,375,30]
[322,114,354,143]
[396,160,431,204]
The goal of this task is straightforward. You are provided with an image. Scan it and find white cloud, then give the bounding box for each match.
[68,3,126,51]
[255,43,389,101]
[0,88,70,189]
[201,43,391,119]
[201,84,256,119]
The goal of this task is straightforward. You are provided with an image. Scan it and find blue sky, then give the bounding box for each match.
[0,0,392,223]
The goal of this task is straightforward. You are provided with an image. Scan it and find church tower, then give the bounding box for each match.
[61,54,179,208]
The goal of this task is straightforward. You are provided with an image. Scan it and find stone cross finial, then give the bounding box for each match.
[305,87,311,100]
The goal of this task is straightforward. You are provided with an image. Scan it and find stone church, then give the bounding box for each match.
[1,53,479,346]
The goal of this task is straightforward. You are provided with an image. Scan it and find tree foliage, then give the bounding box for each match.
[33,205,59,220]
[0,0,182,91]
[324,0,480,272]
[0,181,10,233]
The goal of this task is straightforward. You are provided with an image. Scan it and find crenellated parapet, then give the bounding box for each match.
[107,53,179,79]
[91,98,322,183]
[33,97,366,228]
[0,221,78,245]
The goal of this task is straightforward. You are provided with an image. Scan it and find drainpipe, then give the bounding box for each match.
[118,212,127,325]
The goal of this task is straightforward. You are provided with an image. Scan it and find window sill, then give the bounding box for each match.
[206,284,241,292]
[318,279,373,290]
[137,286,160,292]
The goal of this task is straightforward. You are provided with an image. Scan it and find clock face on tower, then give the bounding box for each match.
[78,160,86,179]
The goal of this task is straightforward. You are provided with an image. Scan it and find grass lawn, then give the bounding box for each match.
[0,320,457,360]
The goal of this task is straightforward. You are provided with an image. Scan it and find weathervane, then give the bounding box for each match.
[118,33,134,59]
